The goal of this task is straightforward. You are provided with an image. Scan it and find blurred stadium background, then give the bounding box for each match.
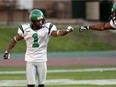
[0,0,115,25]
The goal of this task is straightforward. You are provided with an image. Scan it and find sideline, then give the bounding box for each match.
[0,51,116,58]
[0,67,116,74]
[0,68,116,86]
[0,79,116,86]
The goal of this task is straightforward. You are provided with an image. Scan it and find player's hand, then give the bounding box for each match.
[79,26,89,32]
[3,51,10,60]
[66,26,74,33]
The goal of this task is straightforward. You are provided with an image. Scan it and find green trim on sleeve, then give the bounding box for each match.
[48,23,54,34]
[18,24,24,33]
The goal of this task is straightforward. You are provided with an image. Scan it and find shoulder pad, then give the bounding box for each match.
[44,23,54,34]
[18,24,30,33]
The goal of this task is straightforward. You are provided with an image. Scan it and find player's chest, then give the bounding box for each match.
[24,28,49,39]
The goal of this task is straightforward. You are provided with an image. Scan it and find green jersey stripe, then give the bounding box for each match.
[18,24,24,33]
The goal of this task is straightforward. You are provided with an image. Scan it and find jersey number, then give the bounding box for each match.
[32,33,39,47]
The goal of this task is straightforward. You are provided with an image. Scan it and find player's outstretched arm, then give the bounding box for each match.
[3,34,23,59]
[51,26,74,37]
[3,38,16,59]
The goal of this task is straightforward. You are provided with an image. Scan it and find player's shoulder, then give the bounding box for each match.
[43,22,55,29]
[18,23,31,30]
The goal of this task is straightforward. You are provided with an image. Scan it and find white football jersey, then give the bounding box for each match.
[110,18,116,29]
[18,23,57,62]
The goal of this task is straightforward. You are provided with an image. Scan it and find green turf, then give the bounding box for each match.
[2,85,116,87]
[0,66,116,87]
[1,26,116,53]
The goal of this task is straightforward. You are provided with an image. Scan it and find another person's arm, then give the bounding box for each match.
[79,22,115,32]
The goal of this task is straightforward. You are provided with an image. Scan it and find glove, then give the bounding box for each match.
[3,51,10,59]
[66,26,74,33]
[79,26,89,32]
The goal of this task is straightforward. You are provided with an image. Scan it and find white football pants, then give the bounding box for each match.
[26,61,47,85]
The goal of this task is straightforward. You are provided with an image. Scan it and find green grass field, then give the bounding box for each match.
[1,26,116,53]
[0,66,116,87]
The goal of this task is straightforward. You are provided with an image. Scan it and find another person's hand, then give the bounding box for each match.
[3,51,10,60]
[79,26,89,32]
[66,26,74,33]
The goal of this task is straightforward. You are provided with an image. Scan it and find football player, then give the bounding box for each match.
[79,3,116,32]
[3,9,74,87]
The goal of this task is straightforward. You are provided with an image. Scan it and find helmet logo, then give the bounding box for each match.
[37,16,43,20]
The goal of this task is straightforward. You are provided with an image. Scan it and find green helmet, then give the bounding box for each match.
[29,9,45,21]
[112,3,116,12]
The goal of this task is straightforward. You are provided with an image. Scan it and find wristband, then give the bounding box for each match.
[87,26,89,30]
[57,30,60,36]
[14,36,18,42]
[5,51,9,53]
